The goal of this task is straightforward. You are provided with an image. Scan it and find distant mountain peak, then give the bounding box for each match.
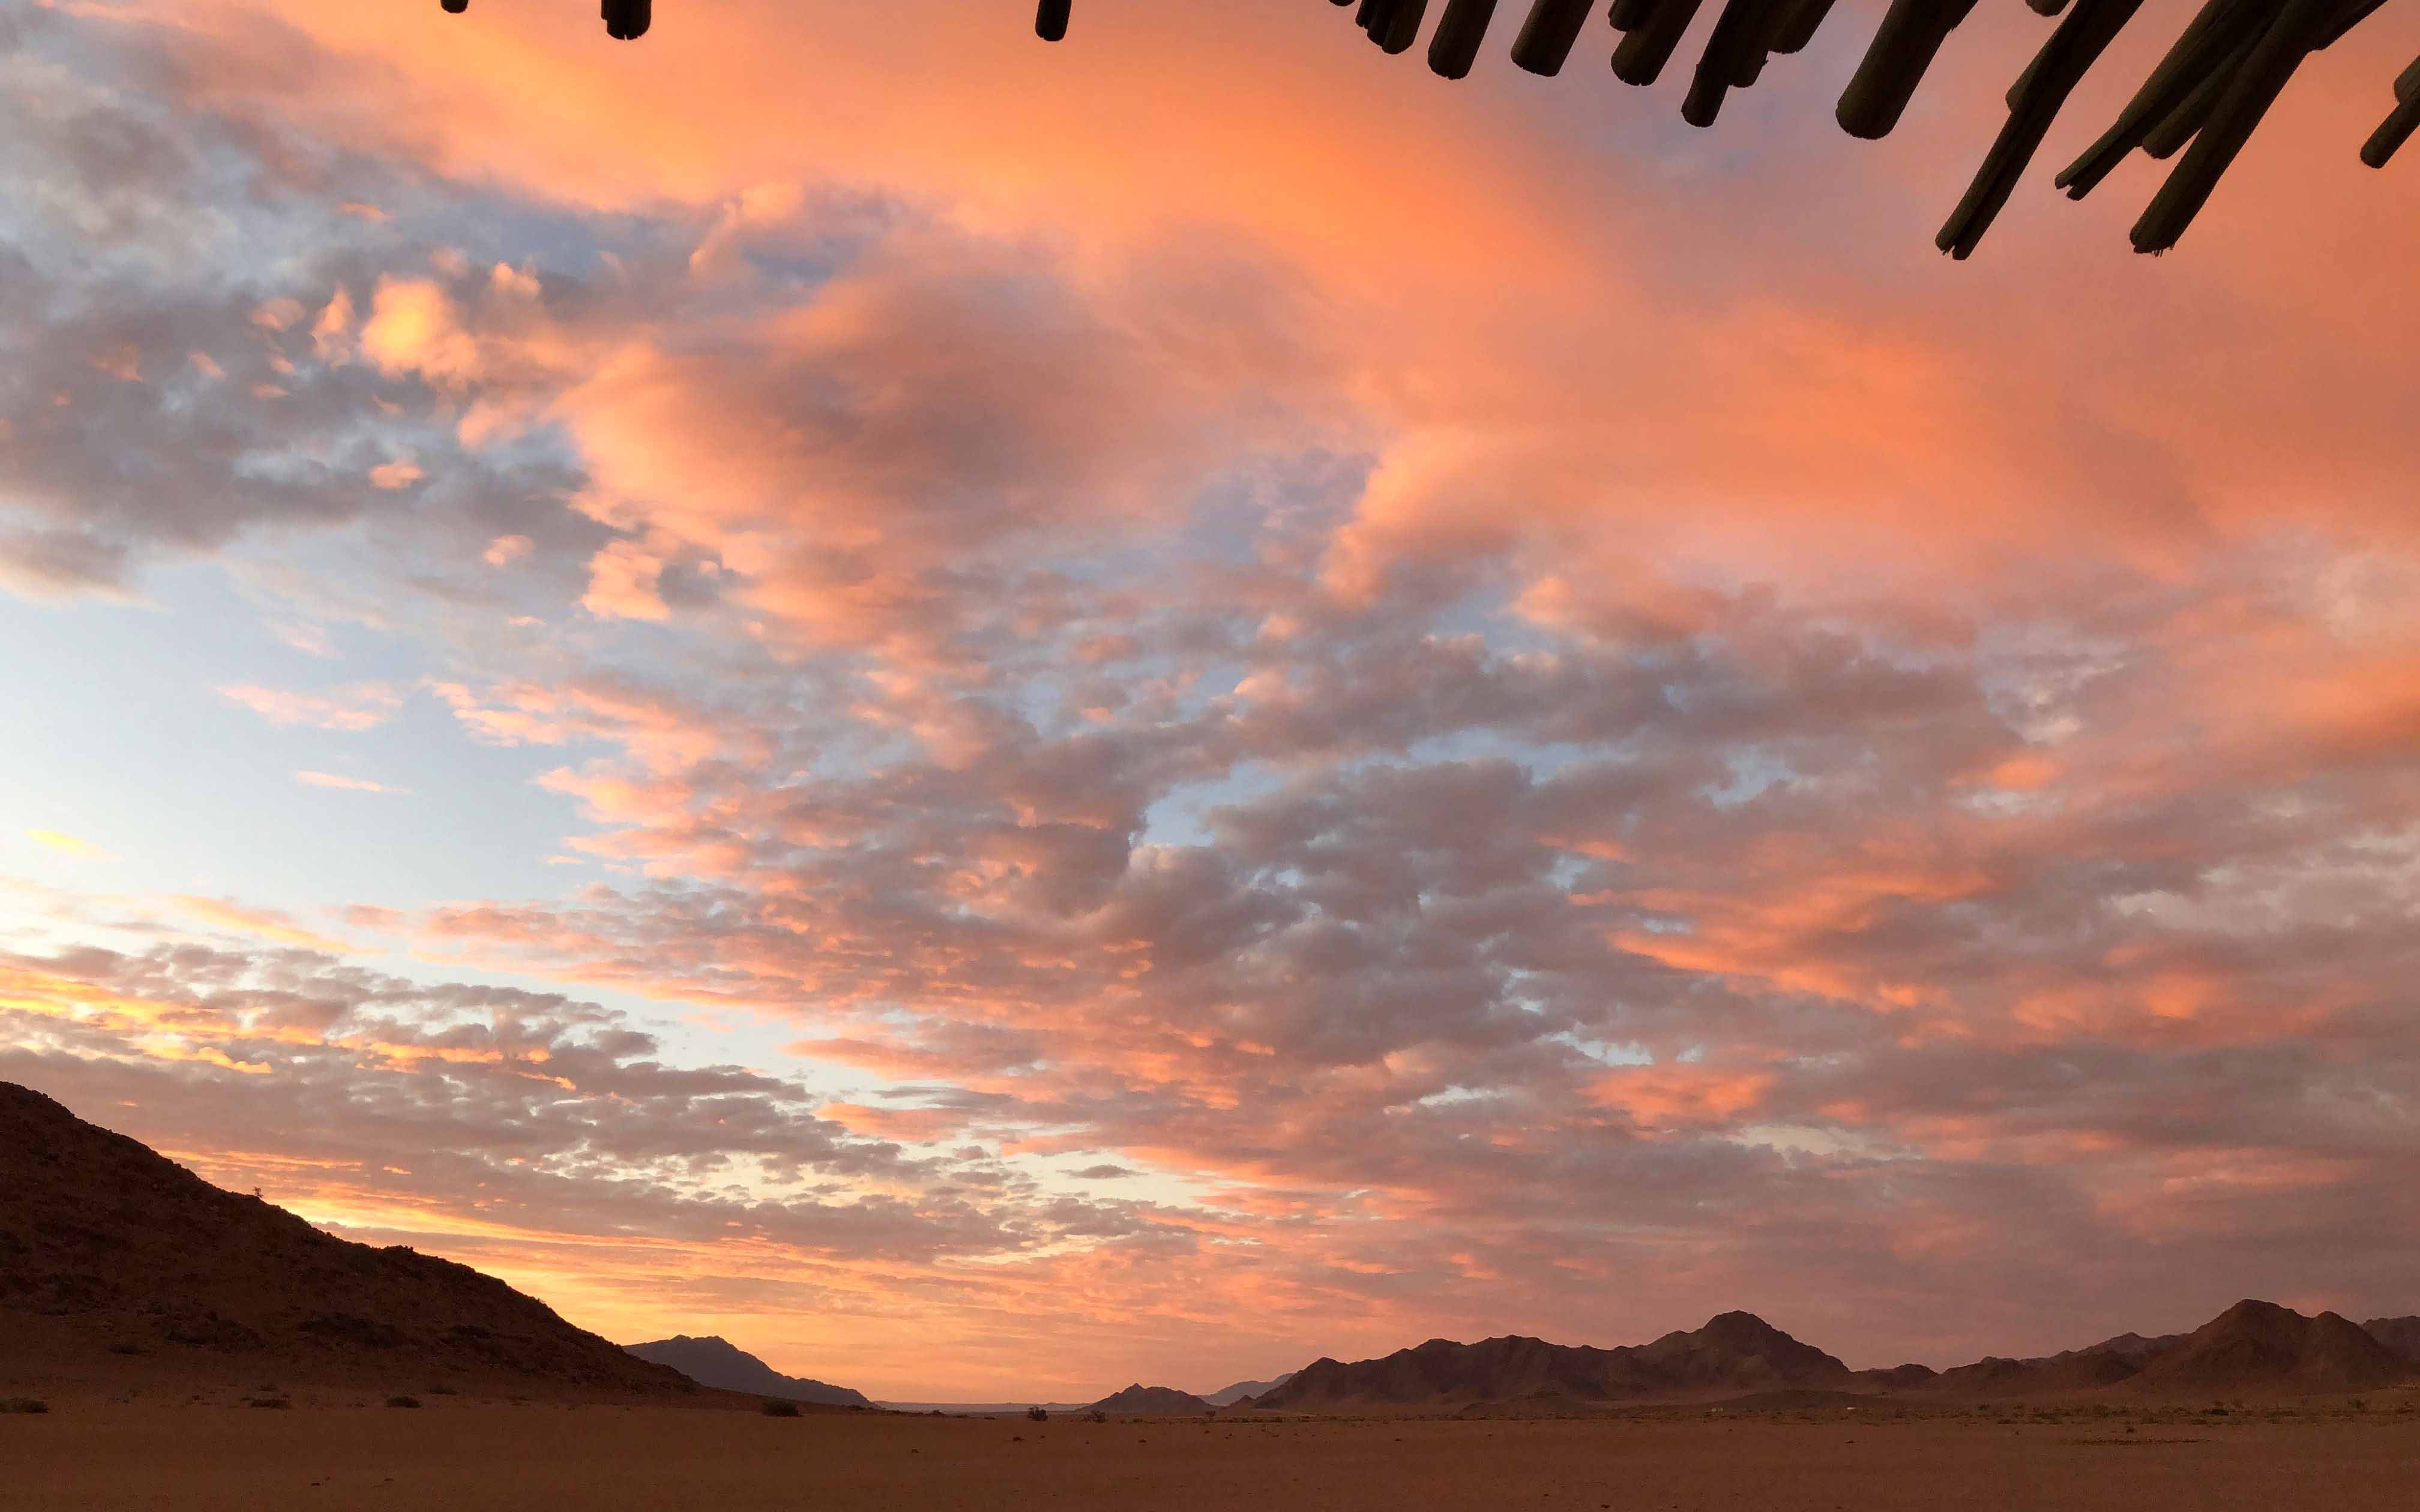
[2131,1298,2409,1393]
[624,1334,871,1407]
[2362,1316,2420,1364]
[1202,1372,1293,1406]
[1091,1382,1211,1414]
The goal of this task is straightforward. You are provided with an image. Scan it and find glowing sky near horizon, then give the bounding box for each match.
[4,0,2418,1400]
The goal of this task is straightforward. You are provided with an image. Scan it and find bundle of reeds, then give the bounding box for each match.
[1070,0,2420,250]
[427,1,2417,254]
[1281,0,2418,253]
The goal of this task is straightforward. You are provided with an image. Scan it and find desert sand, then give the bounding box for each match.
[6,1399,2419,1512]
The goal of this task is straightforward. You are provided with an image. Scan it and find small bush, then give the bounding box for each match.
[248,1398,292,1410]
[2,1399,48,1415]
[760,1400,801,1417]
[1026,1405,1048,1422]
[1086,1409,1107,1423]
[386,1396,423,1410]
[426,1385,459,1396]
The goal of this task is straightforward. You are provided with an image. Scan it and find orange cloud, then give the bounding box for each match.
[167,896,352,953]
[1589,1066,1778,1130]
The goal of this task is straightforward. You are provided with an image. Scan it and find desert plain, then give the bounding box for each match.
[7,1394,2420,1512]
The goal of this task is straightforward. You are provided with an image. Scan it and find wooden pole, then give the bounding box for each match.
[1511,0,1600,74]
[1429,0,1505,76]
[1837,0,1981,139]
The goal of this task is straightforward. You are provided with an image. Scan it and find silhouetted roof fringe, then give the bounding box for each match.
[429,1,2416,255]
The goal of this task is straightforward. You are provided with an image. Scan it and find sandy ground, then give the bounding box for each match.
[5,1403,2419,1511]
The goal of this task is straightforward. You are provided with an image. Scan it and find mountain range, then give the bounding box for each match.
[7,1081,2414,1412]
[625,1335,871,1406]
[1241,1301,2420,1411]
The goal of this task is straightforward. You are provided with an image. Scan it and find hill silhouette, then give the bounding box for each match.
[2128,1301,2412,1393]
[1091,1383,1211,1414]
[1242,1302,2416,1411]
[1931,1348,2143,1395]
[1925,1329,2184,1395]
[1251,1312,1850,1410]
[0,1081,688,1396]
[2080,1331,2186,1361]
[1203,1372,1292,1406]
[2363,1316,2420,1364]
[625,1336,870,1406]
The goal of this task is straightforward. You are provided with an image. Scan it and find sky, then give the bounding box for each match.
[3,0,2418,1402]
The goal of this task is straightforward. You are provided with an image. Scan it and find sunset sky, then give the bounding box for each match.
[5,0,2418,1401]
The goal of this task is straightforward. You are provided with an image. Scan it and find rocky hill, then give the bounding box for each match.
[0,1080,690,1396]
[2128,1300,2412,1393]
[1091,1383,1211,1414]
[1907,1306,2413,1399]
[2362,1316,2420,1364]
[625,1335,871,1406]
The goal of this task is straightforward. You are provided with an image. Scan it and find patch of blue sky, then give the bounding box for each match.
[1546,854,1591,892]
[1545,1031,1655,1067]
[1137,761,1289,847]
[1723,1123,1900,1160]
[1418,583,1566,657]
[1957,786,2063,818]
[1017,447,1373,608]
[1702,744,1800,806]
[1398,727,1600,781]
[1174,448,1374,571]
[0,562,588,920]
[1409,1084,1499,1110]
[1022,1155,1219,1213]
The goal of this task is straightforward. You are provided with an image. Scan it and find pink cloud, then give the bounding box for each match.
[218,682,403,731]
[367,457,422,490]
[582,539,670,621]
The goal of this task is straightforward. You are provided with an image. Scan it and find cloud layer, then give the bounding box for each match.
[3,0,2416,1398]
